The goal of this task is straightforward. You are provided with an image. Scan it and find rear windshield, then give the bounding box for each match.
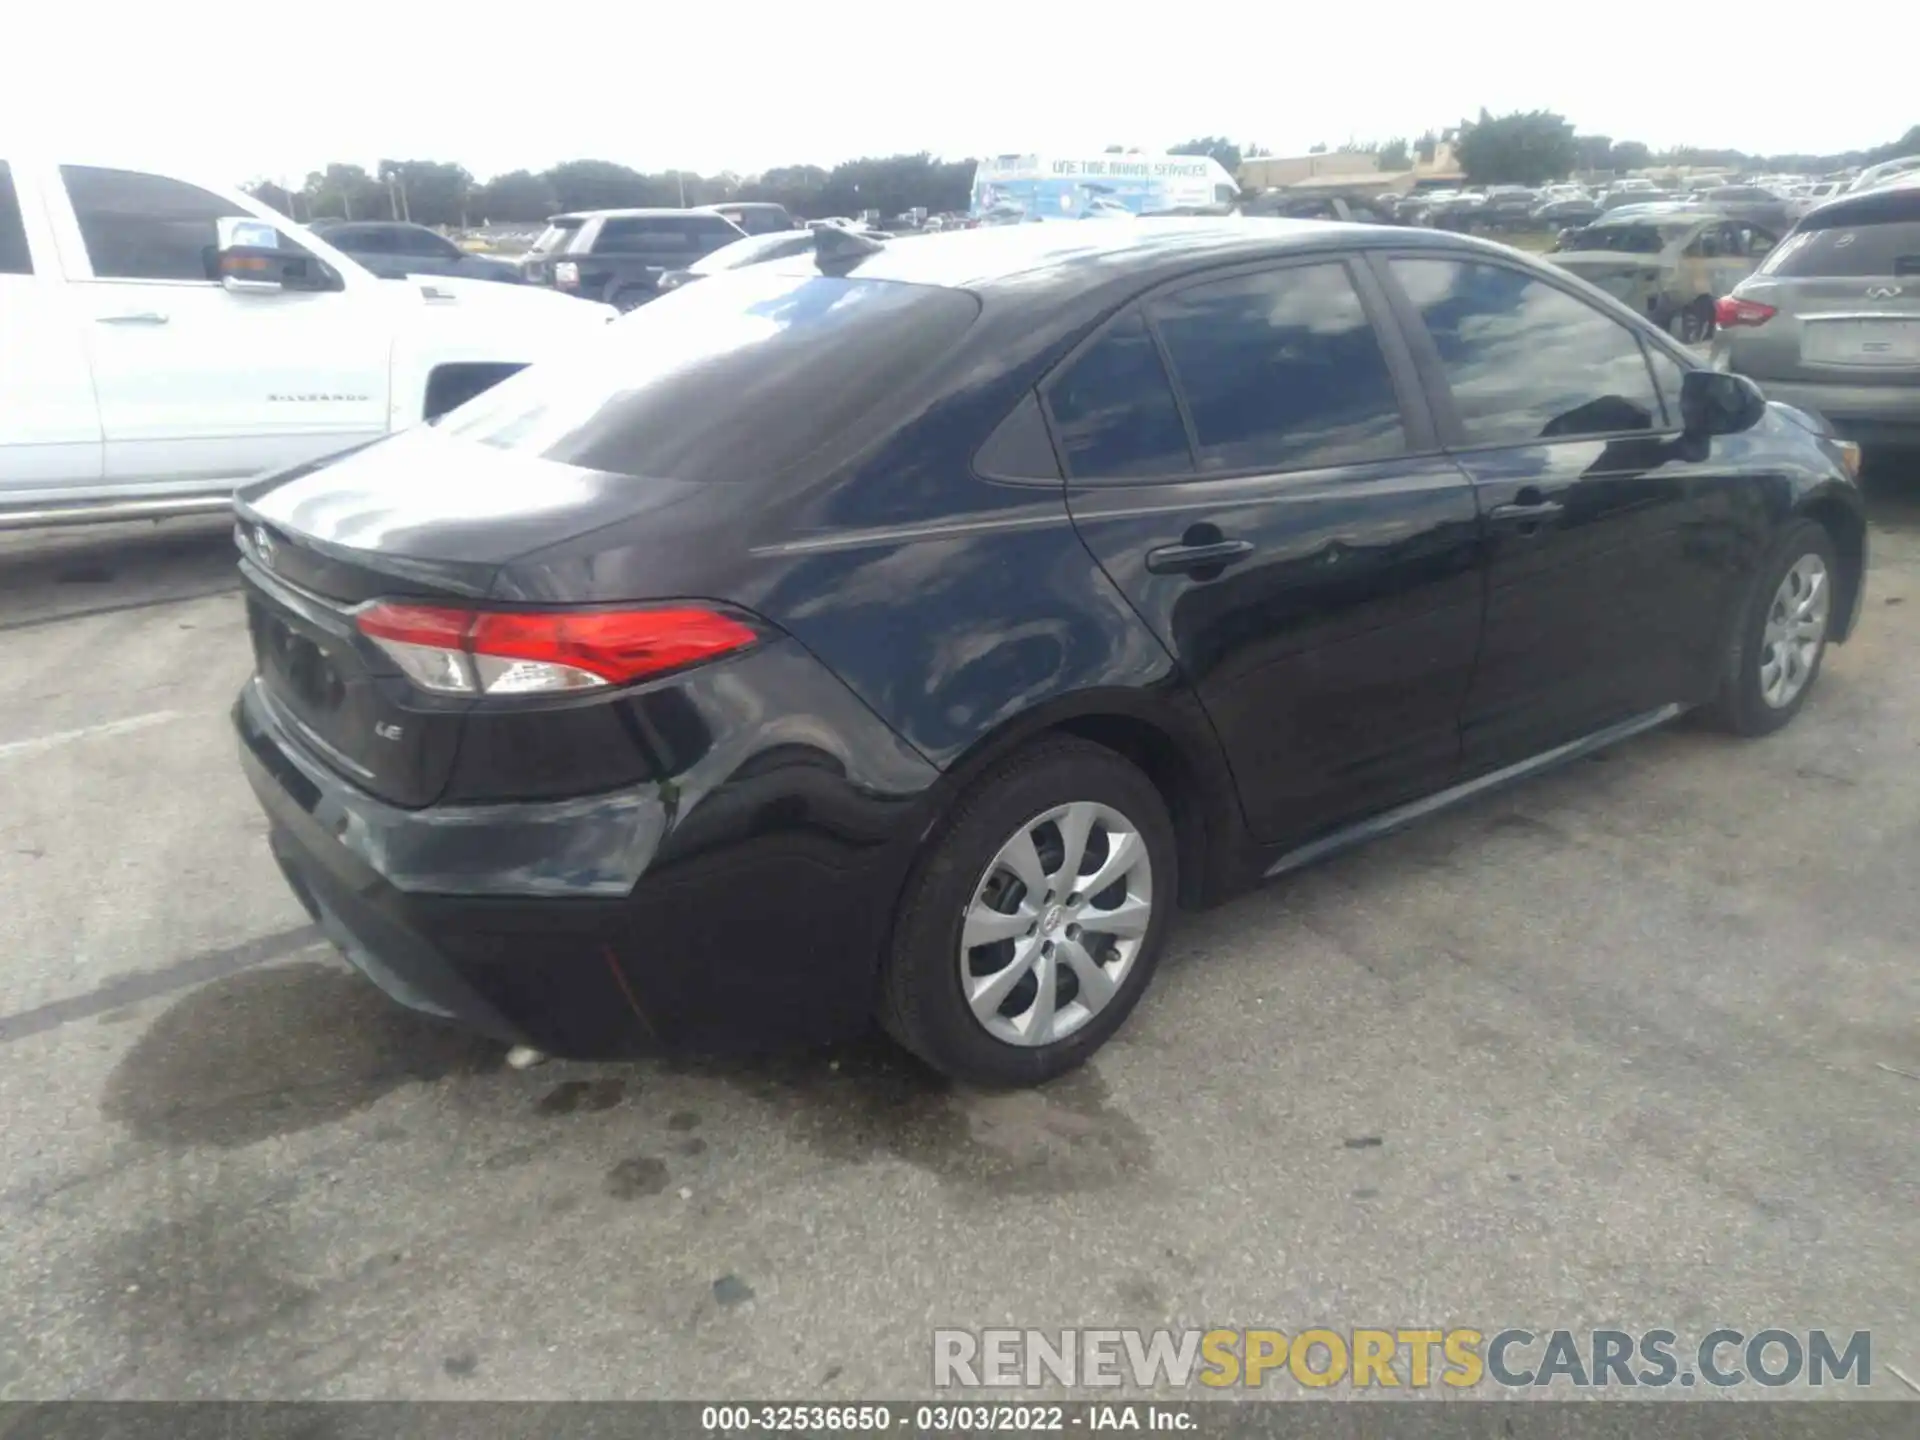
[1760,196,1920,277]
[526,219,583,256]
[438,269,980,484]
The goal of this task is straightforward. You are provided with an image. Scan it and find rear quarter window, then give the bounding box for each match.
[527,219,583,256]
[438,270,980,484]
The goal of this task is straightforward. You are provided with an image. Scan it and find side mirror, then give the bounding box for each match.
[1679,367,1767,437]
[212,217,339,295]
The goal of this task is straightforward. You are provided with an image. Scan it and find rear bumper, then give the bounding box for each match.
[1746,378,1920,444]
[234,640,942,1058]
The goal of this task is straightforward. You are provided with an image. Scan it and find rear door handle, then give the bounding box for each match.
[1488,499,1564,522]
[96,311,170,325]
[1144,538,1255,575]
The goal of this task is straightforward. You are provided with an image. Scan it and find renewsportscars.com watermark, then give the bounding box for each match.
[933,1327,1875,1391]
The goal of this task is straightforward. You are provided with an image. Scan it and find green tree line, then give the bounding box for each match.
[246,154,981,227]
[243,123,1917,227]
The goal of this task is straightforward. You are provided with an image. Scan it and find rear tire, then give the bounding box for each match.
[609,285,653,312]
[1703,519,1836,736]
[879,738,1177,1087]
[1671,297,1715,345]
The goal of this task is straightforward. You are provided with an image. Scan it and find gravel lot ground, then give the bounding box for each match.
[1,460,1916,1401]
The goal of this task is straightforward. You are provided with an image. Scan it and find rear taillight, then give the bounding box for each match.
[355,603,759,696]
[1715,296,1777,328]
[554,261,580,290]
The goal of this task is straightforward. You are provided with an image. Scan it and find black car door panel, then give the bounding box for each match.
[1374,252,1737,766]
[1050,256,1484,848]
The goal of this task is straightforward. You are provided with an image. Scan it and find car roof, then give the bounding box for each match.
[763,218,1497,295]
[1801,175,1920,226]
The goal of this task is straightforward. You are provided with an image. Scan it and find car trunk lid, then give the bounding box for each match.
[233,429,639,807]
[1736,276,1920,383]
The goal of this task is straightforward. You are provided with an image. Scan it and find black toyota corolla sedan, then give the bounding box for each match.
[233,220,1866,1087]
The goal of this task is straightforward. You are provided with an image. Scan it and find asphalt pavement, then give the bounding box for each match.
[1,467,1917,1400]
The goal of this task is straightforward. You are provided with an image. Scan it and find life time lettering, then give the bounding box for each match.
[1049,160,1214,180]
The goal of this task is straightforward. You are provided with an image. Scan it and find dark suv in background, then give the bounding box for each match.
[520,208,746,309]
[308,220,524,284]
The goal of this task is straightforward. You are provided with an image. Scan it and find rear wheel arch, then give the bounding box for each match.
[924,696,1247,910]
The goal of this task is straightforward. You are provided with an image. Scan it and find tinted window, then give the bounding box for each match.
[397,227,456,258]
[1759,198,1920,278]
[718,206,794,236]
[1392,258,1663,445]
[439,270,979,484]
[1147,263,1406,473]
[0,162,30,274]
[595,215,738,252]
[328,225,393,253]
[1045,309,1191,480]
[63,165,249,281]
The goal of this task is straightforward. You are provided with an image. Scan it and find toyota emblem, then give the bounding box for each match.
[253,525,275,566]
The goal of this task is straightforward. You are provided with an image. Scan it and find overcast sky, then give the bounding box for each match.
[13,3,1909,185]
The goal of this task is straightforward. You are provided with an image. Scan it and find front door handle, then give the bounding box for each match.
[1144,538,1255,575]
[96,311,170,325]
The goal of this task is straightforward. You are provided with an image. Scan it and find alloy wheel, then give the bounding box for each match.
[959,801,1155,1047]
[1758,553,1830,709]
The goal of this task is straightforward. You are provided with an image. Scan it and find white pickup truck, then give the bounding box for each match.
[0,157,618,528]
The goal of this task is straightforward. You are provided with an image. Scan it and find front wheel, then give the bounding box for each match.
[879,739,1177,1087]
[1704,519,1837,736]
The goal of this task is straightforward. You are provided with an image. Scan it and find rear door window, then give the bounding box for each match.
[595,215,738,253]
[1145,261,1408,473]
[1044,309,1193,480]
[439,269,980,484]
[0,161,31,274]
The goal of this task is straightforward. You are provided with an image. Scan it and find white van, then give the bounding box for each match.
[969,153,1239,224]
